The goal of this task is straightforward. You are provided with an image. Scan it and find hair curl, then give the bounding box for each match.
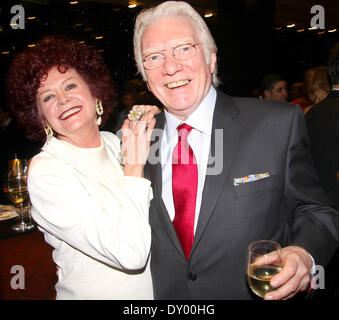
[6,35,115,141]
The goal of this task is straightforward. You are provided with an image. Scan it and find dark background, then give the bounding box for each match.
[0,0,339,98]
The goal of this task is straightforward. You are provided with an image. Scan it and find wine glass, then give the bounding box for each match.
[6,158,34,232]
[247,240,283,298]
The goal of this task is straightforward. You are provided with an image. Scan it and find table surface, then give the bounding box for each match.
[0,216,57,300]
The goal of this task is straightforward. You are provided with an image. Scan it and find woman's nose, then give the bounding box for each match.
[57,90,69,105]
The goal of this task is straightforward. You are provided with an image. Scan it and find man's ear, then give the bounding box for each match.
[210,52,217,74]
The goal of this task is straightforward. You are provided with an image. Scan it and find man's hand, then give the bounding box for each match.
[264,246,313,300]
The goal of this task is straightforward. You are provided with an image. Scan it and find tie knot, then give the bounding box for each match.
[177,123,193,141]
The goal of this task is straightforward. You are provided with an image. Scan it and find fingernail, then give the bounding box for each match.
[271,280,278,287]
[265,295,274,300]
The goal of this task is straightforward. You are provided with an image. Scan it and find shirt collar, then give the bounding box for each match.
[164,86,216,140]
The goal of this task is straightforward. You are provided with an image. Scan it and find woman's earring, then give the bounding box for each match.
[96,99,104,126]
[44,123,53,141]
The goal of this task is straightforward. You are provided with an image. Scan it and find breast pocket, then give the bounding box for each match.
[234,176,276,198]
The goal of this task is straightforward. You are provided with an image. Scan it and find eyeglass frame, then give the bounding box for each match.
[142,42,201,70]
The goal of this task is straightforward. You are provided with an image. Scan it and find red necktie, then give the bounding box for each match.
[172,123,197,260]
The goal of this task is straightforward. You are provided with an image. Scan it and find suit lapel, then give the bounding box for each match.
[147,113,165,197]
[192,91,241,253]
[147,113,185,257]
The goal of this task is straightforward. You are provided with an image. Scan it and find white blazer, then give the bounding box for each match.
[28,131,153,299]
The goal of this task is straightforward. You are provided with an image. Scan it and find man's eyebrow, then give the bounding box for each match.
[142,40,195,57]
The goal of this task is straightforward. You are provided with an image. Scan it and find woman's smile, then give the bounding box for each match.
[59,106,82,120]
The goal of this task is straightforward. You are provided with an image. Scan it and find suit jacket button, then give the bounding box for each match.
[188,272,197,281]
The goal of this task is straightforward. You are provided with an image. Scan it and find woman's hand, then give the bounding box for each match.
[128,105,161,123]
[121,111,156,177]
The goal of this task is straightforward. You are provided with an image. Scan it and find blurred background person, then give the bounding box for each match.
[6,36,156,299]
[288,81,310,112]
[111,78,161,133]
[260,73,288,103]
[303,66,331,115]
[110,78,144,133]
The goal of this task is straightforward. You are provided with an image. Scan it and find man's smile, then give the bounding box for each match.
[166,79,190,89]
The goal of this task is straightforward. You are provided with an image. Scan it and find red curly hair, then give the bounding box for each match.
[6,36,115,141]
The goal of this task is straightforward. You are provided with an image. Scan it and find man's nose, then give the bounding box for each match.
[162,55,183,75]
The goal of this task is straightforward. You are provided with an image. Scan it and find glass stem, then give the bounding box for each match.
[19,202,25,225]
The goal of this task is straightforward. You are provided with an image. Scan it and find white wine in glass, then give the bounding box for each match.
[247,240,283,298]
[7,158,34,232]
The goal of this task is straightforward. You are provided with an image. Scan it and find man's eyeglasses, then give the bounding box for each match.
[143,43,201,70]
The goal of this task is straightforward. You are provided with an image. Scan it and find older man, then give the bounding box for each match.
[133,1,339,300]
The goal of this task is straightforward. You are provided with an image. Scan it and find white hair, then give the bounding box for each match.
[133,1,220,87]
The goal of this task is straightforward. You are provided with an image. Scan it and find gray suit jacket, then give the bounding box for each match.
[145,90,339,299]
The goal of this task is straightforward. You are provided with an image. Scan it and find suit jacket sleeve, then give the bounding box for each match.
[285,106,339,265]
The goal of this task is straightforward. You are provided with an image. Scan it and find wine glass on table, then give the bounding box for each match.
[247,240,283,299]
[6,158,34,232]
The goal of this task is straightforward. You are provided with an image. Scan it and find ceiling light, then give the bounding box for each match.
[204,13,213,18]
[287,24,295,28]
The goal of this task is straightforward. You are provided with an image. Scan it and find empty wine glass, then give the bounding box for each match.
[247,240,283,298]
[6,157,34,232]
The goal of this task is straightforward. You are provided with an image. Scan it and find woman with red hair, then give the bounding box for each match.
[6,36,156,299]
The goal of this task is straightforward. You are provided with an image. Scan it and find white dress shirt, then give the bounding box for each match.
[161,86,216,233]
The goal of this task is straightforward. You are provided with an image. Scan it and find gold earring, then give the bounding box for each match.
[96,99,104,126]
[44,123,53,141]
